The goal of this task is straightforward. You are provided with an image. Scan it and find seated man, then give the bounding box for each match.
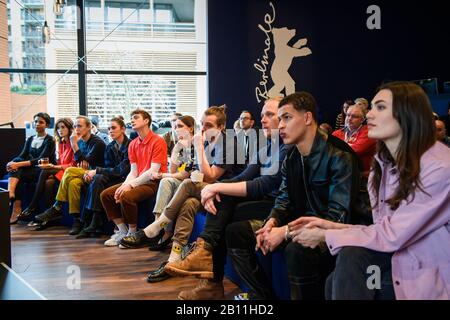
[436,119,450,147]
[100,109,167,246]
[160,97,292,300]
[332,104,376,176]
[236,110,257,164]
[76,116,131,238]
[7,112,55,224]
[35,116,106,234]
[225,92,371,300]
[119,106,245,271]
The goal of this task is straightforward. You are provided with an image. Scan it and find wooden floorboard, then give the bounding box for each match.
[10,224,241,300]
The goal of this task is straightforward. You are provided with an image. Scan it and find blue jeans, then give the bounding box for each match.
[326,246,395,300]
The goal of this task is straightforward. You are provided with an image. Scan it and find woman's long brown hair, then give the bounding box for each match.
[371,81,436,210]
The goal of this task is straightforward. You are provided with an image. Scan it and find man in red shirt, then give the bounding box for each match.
[100,109,167,246]
[332,104,376,176]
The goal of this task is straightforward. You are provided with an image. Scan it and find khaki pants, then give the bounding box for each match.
[162,179,208,246]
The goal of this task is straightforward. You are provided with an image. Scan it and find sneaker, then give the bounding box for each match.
[27,221,40,227]
[234,293,249,300]
[120,229,164,249]
[104,230,128,246]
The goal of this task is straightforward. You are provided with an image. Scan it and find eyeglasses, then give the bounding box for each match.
[239,117,251,121]
[345,114,363,120]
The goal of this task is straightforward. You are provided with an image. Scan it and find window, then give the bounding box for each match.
[2,0,207,128]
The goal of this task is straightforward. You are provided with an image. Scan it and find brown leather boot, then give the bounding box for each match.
[164,238,213,279]
[178,279,224,300]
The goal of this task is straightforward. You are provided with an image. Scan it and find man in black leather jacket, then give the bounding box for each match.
[226,92,371,300]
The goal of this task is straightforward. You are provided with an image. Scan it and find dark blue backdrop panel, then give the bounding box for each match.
[208,0,450,127]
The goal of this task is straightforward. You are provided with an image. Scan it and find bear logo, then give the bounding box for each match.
[268,27,312,98]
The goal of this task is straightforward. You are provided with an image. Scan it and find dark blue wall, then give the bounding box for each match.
[208,0,450,127]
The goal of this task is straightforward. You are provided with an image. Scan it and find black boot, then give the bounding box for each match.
[69,217,83,235]
[75,211,93,239]
[228,248,276,300]
[82,211,103,235]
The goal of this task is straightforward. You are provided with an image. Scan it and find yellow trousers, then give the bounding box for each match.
[55,167,86,214]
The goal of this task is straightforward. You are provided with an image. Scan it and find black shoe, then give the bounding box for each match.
[149,234,172,251]
[69,218,83,235]
[147,261,171,283]
[119,229,164,249]
[82,211,103,234]
[75,228,91,239]
[35,207,63,223]
[18,207,38,221]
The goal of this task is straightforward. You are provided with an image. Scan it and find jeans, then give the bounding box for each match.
[325,246,395,300]
[84,173,122,212]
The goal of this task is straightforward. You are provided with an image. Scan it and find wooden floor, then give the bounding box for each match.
[10,223,241,300]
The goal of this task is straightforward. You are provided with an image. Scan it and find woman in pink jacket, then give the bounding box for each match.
[288,81,450,300]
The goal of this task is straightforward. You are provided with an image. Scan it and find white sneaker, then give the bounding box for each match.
[234,293,249,300]
[104,230,127,246]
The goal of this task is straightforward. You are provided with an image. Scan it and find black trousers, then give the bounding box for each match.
[226,221,335,300]
[199,194,274,281]
[9,167,43,201]
[27,168,59,210]
[226,219,276,300]
[325,247,395,300]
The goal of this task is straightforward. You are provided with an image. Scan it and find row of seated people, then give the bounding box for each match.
[6,81,450,300]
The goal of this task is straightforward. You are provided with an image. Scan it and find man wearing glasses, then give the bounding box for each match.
[237,110,257,164]
[332,104,376,177]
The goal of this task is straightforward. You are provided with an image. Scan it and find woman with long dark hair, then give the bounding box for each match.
[289,81,450,299]
[18,118,76,222]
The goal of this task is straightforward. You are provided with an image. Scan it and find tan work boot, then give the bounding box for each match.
[178,279,224,300]
[164,238,213,279]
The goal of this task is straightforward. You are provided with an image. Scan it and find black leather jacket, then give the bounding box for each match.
[268,130,371,226]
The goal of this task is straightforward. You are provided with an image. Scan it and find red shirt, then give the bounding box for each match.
[55,140,76,181]
[332,125,376,175]
[128,131,168,175]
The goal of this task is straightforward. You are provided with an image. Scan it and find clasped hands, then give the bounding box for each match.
[255,217,344,254]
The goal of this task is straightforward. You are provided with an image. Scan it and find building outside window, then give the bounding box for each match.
[1,0,207,129]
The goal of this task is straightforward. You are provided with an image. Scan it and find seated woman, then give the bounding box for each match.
[289,81,450,300]
[119,115,196,250]
[76,116,131,238]
[7,112,55,224]
[18,118,76,223]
